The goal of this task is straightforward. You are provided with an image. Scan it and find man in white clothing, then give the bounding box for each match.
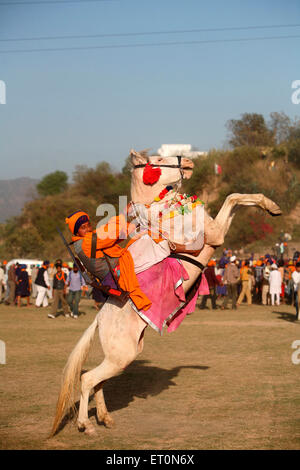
[292,262,300,320]
[269,264,282,306]
[35,261,51,307]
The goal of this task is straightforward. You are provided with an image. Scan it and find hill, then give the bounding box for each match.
[1,111,299,261]
[0,177,38,223]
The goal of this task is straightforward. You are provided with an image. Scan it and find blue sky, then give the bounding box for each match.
[0,0,300,180]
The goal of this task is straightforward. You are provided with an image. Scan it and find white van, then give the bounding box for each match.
[5,259,43,278]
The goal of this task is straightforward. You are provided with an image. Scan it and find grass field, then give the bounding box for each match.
[0,296,300,450]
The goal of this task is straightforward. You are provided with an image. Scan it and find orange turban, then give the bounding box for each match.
[65,210,89,235]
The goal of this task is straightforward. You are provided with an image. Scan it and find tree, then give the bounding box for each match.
[36,171,68,197]
[268,111,292,145]
[226,113,273,148]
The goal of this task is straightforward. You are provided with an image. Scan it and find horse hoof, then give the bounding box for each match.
[77,421,96,436]
[264,199,282,216]
[104,415,114,429]
[84,425,96,436]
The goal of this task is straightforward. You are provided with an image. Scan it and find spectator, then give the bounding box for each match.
[254,260,264,303]
[221,256,240,310]
[200,260,219,310]
[16,264,30,307]
[215,263,227,301]
[0,263,5,303]
[278,259,285,303]
[292,262,300,321]
[269,264,282,306]
[4,263,16,306]
[237,260,252,306]
[48,262,70,319]
[35,261,51,308]
[47,263,55,300]
[67,264,86,318]
[262,261,271,305]
[31,265,39,299]
[286,260,296,304]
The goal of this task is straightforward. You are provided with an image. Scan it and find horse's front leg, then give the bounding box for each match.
[205,193,281,247]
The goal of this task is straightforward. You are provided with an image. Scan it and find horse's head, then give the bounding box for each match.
[130,149,194,204]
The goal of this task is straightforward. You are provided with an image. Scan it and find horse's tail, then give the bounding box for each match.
[50,316,99,436]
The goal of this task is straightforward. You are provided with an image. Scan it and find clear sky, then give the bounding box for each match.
[0,0,300,180]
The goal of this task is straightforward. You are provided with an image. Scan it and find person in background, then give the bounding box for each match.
[30,265,38,299]
[215,262,227,302]
[278,259,285,304]
[286,260,296,305]
[237,260,252,306]
[35,261,51,308]
[254,260,264,303]
[47,263,55,300]
[292,262,300,321]
[48,262,70,319]
[67,263,86,318]
[0,263,5,303]
[4,263,16,306]
[16,264,30,307]
[262,260,271,305]
[269,263,282,306]
[221,256,240,310]
[200,260,219,310]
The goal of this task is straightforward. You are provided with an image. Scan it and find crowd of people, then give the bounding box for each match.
[1,247,300,320]
[0,259,93,319]
[199,248,300,320]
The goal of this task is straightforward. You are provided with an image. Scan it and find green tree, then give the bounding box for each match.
[226,113,273,148]
[37,171,68,197]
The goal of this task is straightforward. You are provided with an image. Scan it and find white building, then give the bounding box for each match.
[157,144,207,159]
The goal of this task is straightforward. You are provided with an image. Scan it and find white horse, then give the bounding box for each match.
[51,149,281,436]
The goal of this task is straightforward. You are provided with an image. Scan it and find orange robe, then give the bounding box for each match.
[72,215,151,311]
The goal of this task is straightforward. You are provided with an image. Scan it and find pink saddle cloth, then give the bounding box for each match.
[135,257,209,335]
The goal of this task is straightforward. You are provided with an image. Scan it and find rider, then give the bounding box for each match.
[65,210,151,311]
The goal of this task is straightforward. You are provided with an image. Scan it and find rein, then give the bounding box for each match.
[169,253,205,271]
[133,156,191,171]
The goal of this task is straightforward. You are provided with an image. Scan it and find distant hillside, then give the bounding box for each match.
[0,177,39,222]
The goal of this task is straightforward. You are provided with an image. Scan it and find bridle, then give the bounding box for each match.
[133,155,192,180]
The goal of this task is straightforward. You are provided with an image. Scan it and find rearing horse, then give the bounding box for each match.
[51,149,281,436]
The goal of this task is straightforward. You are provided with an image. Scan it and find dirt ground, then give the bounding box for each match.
[1,295,300,450]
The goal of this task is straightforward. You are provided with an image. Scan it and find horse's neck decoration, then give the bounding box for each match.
[129,149,205,247]
[129,187,205,248]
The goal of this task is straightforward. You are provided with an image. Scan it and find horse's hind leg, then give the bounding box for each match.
[93,318,147,431]
[94,381,114,428]
[77,358,120,435]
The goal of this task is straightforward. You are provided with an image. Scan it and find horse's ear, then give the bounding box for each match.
[130,149,149,167]
[182,157,194,180]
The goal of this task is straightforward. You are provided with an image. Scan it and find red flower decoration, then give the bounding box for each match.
[159,188,168,199]
[143,163,162,185]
